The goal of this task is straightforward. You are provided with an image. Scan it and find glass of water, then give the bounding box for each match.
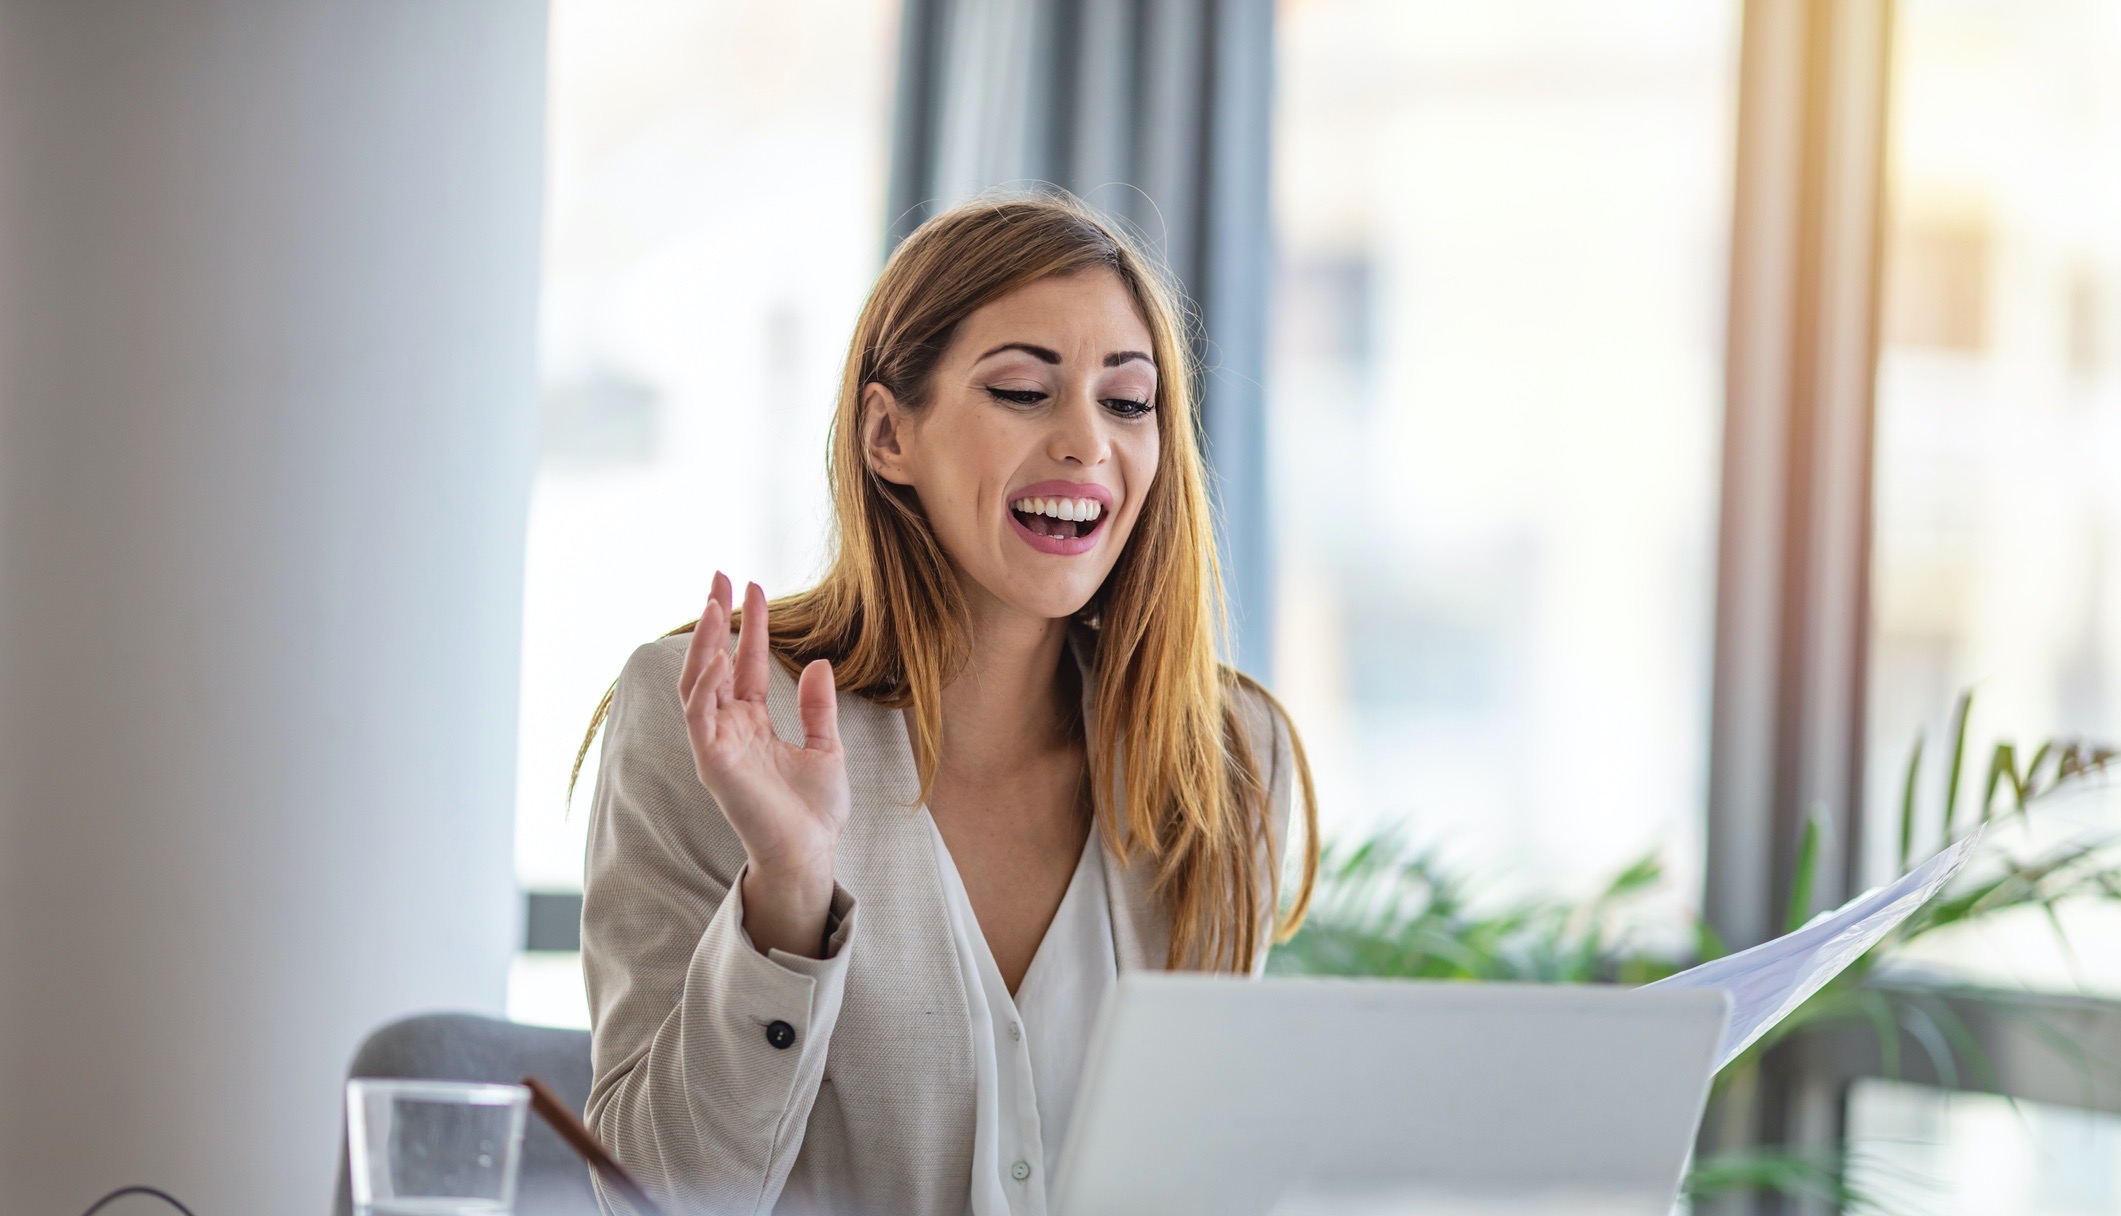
[347,1078,530,1215]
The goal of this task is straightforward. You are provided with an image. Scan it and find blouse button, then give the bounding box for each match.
[1008,1020,1022,1042]
[765,1020,796,1050]
[1011,1160,1032,1182]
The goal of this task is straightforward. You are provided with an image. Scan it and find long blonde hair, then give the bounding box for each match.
[574,194,1317,971]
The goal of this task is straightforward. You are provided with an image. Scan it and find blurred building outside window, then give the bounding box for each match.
[1863,0,2121,991]
[1267,0,1741,934]
[510,0,899,1028]
[1852,2,2121,1208]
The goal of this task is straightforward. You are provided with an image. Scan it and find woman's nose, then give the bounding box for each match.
[1050,387,1112,466]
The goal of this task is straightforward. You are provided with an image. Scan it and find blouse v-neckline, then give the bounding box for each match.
[892,621,1171,974]
[906,626,1130,1216]
[926,811,1116,1216]
[929,813,1101,997]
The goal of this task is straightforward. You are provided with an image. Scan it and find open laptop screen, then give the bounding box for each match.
[1052,976,1728,1216]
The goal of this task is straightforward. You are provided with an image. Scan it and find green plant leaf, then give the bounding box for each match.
[1981,741,2015,824]
[1272,831,1676,985]
[2039,896,2086,988]
[1943,690,1973,840]
[2021,741,2056,809]
[1694,917,1728,964]
[1921,994,1998,1094]
[1899,730,1924,872]
[1684,1148,1871,1208]
[1896,996,1960,1090]
[1854,986,1900,1079]
[1596,852,1664,903]
[1785,809,1823,934]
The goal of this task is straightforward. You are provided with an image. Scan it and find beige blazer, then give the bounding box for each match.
[580,627,1294,1216]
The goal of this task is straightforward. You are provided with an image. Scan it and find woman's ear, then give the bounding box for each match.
[861,383,916,485]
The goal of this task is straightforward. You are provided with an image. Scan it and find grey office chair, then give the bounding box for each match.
[334,1012,602,1216]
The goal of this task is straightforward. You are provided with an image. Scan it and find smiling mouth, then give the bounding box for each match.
[1009,494,1108,541]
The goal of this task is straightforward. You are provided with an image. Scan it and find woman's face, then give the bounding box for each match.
[863,267,1161,624]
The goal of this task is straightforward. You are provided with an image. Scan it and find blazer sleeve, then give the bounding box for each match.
[580,637,857,1216]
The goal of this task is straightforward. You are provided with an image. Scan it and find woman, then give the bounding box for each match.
[575,195,1320,1216]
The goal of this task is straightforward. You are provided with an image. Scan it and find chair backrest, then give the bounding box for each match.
[335,1012,600,1216]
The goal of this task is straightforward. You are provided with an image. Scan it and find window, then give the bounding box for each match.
[1268,0,1742,914]
[1850,1080,2121,1215]
[510,0,900,1028]
[1862,0,2121,992]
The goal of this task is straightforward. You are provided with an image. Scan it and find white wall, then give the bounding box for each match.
[0,3,548,1212]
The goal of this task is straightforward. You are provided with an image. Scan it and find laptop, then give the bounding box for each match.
[1050,975,1729,1216]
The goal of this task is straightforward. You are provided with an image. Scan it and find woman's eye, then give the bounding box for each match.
[1103,398,1153,418]
[986,387,1048,406]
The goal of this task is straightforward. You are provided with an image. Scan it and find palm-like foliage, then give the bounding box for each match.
[1265,837,1682,984]
[1725,697,2119,1073]
[1269,691,2117,1207]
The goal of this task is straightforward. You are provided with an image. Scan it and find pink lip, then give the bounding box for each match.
[1006,479,1116,557]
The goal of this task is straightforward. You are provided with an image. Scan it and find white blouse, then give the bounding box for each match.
[926,813,1118,1216]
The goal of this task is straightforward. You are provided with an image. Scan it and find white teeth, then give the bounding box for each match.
[1010,495,1106,522]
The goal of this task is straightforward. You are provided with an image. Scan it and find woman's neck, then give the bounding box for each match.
[938,595,1078,779]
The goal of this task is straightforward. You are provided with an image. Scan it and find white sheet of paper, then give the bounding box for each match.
[1645,832,1981,1068]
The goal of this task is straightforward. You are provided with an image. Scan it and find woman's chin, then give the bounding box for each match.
[1022,589,1103,623]
[972,568,1107,626]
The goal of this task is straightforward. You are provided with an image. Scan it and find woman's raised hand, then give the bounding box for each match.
[679,572,850,958]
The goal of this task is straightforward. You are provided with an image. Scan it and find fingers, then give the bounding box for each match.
[732,580,772,703]
[700,596,734,712]
[796,658,840,753]
[680,572,741,757]
[683,648,729,750]
[681,571,739,698]
[678,583,724,701]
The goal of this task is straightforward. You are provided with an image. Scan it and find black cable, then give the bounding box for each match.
[77,1186,200,1216]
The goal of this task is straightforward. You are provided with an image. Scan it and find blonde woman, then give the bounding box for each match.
[576,196,1319,1216]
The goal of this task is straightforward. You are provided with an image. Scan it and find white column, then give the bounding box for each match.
[0,3,547,1212]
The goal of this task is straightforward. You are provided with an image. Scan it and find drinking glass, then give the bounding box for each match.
[347,1078,530,1215]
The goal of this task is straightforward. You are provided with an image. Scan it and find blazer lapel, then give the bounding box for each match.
[1101,835,1169,973]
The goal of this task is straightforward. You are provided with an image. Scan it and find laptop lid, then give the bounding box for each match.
[1051,975,1729,1216]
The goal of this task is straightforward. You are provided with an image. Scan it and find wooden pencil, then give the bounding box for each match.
[521,1075,666,1216]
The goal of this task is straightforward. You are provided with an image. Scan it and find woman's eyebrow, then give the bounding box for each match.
[972,342,1155,369]
[976,341,1062,364]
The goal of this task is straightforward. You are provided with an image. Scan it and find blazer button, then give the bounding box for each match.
[765,1020,797,1050]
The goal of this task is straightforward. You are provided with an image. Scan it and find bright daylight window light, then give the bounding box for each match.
[509,0,899,1029]
[1267,0,1741,928]
[1852,2,2121,1209]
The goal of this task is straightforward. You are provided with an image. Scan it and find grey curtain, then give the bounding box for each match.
[886,0,1277,674]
